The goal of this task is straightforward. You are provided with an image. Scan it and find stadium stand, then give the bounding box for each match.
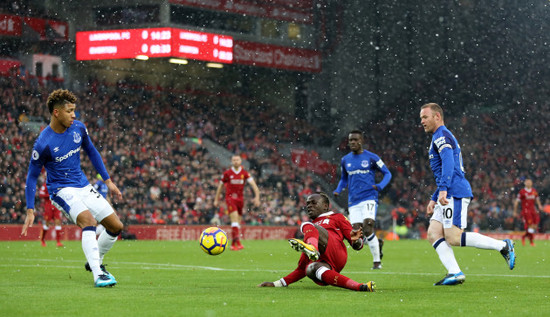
[1,0,549,235]
[0,74,326,227]
[2,70,549,235]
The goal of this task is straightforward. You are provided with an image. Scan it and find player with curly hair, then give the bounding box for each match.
[23,89,124,287]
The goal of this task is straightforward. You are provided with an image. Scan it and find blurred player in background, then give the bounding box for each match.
[38,178,64,247]
[420,103,516,286]
[22,89,124,288]
[214,154,260,250]
[513,178,543,246]
[93,173,109,199]
[258,192,375,292]
[334,130,392,269]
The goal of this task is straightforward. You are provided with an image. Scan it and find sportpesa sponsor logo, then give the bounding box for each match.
[55,146,81,162]
[348,169,370,175]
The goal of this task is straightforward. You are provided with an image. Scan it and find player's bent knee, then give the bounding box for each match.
[427,231,440,244]
[363,218,375,236]
[444,234,461,246]
[110,221,124,234]
[101,214,124,234]
[76,211,97,228]
[306,262,331,282]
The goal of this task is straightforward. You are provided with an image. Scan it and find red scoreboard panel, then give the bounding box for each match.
[173,29,233,63]
[76,27,233,63]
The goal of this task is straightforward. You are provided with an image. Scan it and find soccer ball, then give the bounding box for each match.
[199,227,228,255]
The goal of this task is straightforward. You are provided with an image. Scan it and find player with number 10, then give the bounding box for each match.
[420,103,516,286]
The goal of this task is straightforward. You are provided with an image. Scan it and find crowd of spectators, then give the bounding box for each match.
[0,74,327,228]
[350,49,550,235]
[2,56,549,235]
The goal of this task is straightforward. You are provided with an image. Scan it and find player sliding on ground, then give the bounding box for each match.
[258,192,375,292]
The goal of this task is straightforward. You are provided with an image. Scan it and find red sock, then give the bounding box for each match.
[56,229,62,243]
[302,223,319,250]
[41,229,48,242]
[528,233,534,243]
[320,269,362,291]
[232,226,240,244]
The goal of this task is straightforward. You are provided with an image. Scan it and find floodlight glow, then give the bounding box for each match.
[169,58,188,64]
[206,62,223,69]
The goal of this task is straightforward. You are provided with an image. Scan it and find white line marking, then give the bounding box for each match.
[3,259,549,278]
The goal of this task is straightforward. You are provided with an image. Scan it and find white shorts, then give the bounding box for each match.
[431,197,470,229]
[51,184,115,224]
[348,200,378,224]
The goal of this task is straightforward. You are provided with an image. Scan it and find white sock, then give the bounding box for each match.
[365,233,381,262]
[461,232,506,251]
[98,230,119,263]
[433,238,461,274]
[82,228,101,281]
[96,224,106,237]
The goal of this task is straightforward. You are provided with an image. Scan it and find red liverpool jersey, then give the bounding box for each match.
[39,184,49,199]
[221,167,251,200]
[312,211,354,246]
[282,212,354,286]
[517,187,539,213]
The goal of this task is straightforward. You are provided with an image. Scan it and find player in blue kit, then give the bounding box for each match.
[93,174,109,237]
[334,130,392,269]
[22,89,124,287]
[420,103,516,286]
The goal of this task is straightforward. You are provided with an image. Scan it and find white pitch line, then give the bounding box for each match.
[2,261,549,279]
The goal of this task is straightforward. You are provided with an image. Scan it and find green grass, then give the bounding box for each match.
[1,239,549,316]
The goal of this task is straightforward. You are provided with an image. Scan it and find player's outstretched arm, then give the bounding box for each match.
[213,182,224,207]
[104,179,122,201]
[426,200,436,217]
[248,178,261,207]
[21,209,35,236]
[437,190,448,206]
[512,199,519,216]
[350,228,364,250]
[536,197,543,211]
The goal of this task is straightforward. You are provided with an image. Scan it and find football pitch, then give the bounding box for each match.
[1,239,548,316]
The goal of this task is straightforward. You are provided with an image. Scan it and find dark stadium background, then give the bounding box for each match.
[1,0,549,239]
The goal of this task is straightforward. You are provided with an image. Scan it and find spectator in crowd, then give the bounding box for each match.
[1,61,549,235]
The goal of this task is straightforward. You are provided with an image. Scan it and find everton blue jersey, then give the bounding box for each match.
[94,180,109,198]
[25,120,110,209]
[428,125,472,201]
[334,150,392,207]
